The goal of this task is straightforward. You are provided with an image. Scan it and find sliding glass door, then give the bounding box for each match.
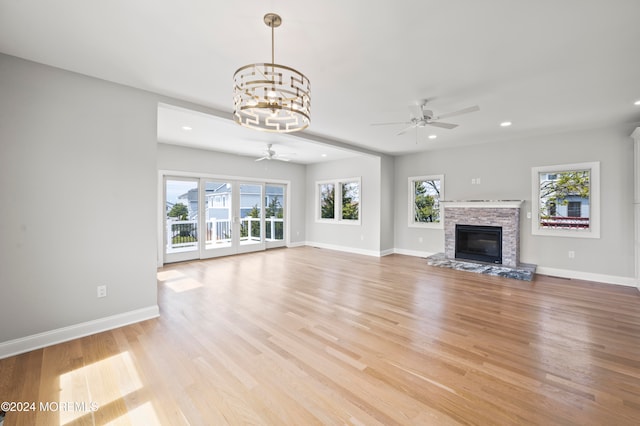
[164,177,200,263]
[201,180,237,258]
[163,176,284,263]
[265,184,286,249]
[238,182,265,253]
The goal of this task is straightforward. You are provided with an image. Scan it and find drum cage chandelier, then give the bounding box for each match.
[233,13,311,133]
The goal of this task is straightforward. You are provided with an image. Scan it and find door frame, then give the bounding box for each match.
[158,170,291,267]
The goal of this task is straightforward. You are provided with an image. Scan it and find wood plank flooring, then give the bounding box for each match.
[2,247,640,425]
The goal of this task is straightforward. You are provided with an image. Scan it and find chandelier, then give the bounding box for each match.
[233,13,311,133]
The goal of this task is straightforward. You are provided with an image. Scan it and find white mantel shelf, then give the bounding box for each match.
[441,200,524,209]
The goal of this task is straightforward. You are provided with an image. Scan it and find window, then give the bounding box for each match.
[319,183,335,219]
[531,162,600,238]
[567,201,581,217]
[341,181,360,220]
[316,178,361,224]
[409,175,444,228]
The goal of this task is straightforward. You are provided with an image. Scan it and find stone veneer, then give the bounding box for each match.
[442,201,523,268]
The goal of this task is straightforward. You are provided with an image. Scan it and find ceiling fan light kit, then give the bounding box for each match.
[233,13,311,133]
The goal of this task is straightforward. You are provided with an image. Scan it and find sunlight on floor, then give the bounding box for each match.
[59,351,160,425]
[157,270,203,293]
[165,278,203,293]
[156,270,184,281]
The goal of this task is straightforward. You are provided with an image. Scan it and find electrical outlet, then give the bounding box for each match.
[568,251,575,259]
[418,236,423,243]
[476,177,481,184]
[97,285,107,298]
[471,178,476,184]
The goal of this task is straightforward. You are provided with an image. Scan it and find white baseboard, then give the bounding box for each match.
[287,241,306,248]
[304,241,383,257]
[0,305,160,359]
[380,248,395,257]
[393,248,437,258]
[535,267,637,288]
[299,244,637,289]
[392,248,637,288]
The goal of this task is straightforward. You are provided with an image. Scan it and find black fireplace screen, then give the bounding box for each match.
[455,225,502,264]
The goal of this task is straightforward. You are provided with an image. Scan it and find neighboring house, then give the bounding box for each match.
[177,188,199,220]
[539,172,590,228]
[170,183,285,225]
[205,182,231,221]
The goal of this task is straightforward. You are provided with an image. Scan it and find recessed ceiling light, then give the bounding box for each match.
[500,121,512,127]
[634,100,640,106]
[428,134,437,139]
[321,154,327,157]
[181,126,193,131]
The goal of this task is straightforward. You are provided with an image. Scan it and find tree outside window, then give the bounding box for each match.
[341,181,359,220]
[532,162,600,238]
[319,183,335,219]
[538,170,590,229]
[317,178,361,224]
[409,175,444,229]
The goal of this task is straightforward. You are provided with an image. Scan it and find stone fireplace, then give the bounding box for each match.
[442,200,523,268]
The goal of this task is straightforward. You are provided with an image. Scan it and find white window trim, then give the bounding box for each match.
[531,162,600,238]
[408,174,444,229]
[316,177,362,225]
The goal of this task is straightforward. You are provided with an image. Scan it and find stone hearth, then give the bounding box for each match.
[426,253,536,281]
[443,200,522,268]
[428,200,537,281]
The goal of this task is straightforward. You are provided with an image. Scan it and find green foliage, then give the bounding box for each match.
[320,184,335,219]
[414,180,440,223]
[241,204,261,239]
[539,171,590,218]
[266,196,284,240]
[266,196,283,218]
[341,182,359,220]
[168,203,189,220]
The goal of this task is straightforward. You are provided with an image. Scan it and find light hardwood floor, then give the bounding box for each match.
[2,247,640,425]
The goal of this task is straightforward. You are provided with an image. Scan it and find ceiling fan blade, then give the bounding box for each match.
[255,156,268,162]
[427,121,458,129]
[433,105,480,120]
[396,124,417,136]
[408,104,424,120]
[275,157,291,162]
[371,121,410,126]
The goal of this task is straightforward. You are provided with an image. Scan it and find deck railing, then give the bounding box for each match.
[540,216,589,229]
[166,217,284,253]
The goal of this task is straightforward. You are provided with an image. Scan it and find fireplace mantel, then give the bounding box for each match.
[440,200,524,209]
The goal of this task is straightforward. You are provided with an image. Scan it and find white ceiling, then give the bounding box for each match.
[2,1,640,162]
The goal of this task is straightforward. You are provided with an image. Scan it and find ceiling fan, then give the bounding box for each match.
[372,101,480,136]
[255,144,291,162]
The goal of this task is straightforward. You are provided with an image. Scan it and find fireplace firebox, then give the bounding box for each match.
[455,225,502,264]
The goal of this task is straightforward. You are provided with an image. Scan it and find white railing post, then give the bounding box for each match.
[270,216,276,241]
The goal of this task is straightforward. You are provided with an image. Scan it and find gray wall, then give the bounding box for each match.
[306,156,382,254]
[379,154,395,253]
[394,126,635,278]
[157,143,307,245]
[0,54,159,342]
